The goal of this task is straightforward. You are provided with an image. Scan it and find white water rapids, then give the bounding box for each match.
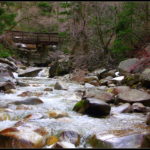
[0,67,148,148]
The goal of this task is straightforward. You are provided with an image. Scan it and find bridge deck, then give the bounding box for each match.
[6,30,61,45]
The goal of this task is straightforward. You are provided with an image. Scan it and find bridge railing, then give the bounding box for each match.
[6,30,62,45]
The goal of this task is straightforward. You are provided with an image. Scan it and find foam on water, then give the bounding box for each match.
[0,68,148,147]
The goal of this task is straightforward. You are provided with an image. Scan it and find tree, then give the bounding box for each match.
[0,2,16,34]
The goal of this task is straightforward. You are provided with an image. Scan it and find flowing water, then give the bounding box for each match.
[0,67,149,148]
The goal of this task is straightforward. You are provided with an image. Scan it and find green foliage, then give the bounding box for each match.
[59,2,72,8]
[37,2,52,16]
[58,31,68,38]
[0,2,16,34]
[112,2,136,56]
[0,44,14,58]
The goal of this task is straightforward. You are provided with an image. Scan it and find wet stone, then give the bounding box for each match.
[11,97,43,105]
[59,130,80,146]
[73,98,111,117]
[0,122,48,148]
[88,133,146,148]
[131,103,147,113]
[118,89,150,106]
[111,103,131,114]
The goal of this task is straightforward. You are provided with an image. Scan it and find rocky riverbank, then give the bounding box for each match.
[0,56,149,148]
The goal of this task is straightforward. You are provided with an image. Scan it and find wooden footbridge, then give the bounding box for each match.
[5,30,62,49]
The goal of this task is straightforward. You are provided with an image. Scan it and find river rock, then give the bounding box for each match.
[113,86,130,95]
[48,111,69,119]
[122,74,141,87]
[111,103,131,114]
[51,141,76,148]
[118,58,140,73]
[18,68,42,77]
[0,64,15,83]
[140,68,150,88]
[88,68,107,79]
[88,133,148,148]
[11,97,43,105]
[0,112,10,121]
[54,82,66,90]
[85,88,114,103]
[0,122,48,148]
[49,57,72,78]
[0,82,15,92]
[118,89,150,106]
[73,98,111,117]
[146,113,150,125]
[84,76,100,86]
[16,80,29,87]
[0,58,17,72]
[59,131,80,146]
[131,103,146,113]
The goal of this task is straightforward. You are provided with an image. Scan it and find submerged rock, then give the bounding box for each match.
[11,97,43,105]
[118,89,150,106]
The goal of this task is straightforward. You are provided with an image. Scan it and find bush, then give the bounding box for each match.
[0,44,14,58]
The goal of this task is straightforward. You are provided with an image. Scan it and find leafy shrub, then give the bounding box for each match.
[0,44,14,58]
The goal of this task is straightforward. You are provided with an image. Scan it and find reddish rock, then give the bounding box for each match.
[0,122,48,148]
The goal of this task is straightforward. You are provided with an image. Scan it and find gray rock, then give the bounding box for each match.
[131,103,146,113]
[88,133,148,148]
[54,82,66,90]
[112,103,131,114]
[85,88,114,103]
[11,97,43,105]
[140,68,150,88]
[18,68,42,77]
[59,131,80,146]
[118,89,150,106]
[118,58,139,73]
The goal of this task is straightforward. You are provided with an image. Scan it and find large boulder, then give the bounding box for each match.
[18,67,42,77]
[85,88,114,103]
[88,132,150,148]
[140,68,150,88]
[118,89,150,106]
[49,57,72,78]
[118,57,150,74]
[118,58,140,73]
[73,98,111,117]
[0,121,48,148]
